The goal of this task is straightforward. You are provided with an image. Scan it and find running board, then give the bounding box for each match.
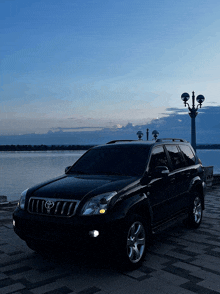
[152,212,188,234]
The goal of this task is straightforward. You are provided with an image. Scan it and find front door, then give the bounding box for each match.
[146,146,173,225]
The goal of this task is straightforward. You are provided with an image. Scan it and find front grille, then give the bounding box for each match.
[28,197,80,217]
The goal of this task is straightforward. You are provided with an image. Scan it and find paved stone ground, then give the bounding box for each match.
[0,187,220,294]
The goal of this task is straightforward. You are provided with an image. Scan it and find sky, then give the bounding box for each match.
[1,0,220,136]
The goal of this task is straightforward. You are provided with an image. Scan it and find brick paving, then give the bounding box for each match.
[0,187,220,294]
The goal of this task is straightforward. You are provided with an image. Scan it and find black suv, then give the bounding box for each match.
[13,138,206,268]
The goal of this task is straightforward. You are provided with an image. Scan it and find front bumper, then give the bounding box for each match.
[13,207,125,246]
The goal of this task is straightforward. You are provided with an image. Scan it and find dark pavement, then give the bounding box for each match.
[0,186,220,294]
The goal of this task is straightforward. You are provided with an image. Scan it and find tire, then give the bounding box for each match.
[26,240,44,253]
[187,193,203,229]
[26,240,54,255]
[117,215,149,270]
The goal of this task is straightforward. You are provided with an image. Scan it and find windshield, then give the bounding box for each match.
[68,145,150,177]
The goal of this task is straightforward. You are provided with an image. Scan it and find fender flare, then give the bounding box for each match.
[114,193,153,229]
[189,176,206,209]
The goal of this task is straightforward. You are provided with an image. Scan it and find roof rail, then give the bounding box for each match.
[156,138,188,143]
[106,140,138,144]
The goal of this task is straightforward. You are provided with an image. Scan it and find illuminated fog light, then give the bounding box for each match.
[99,209,106,214]
[13,220,15,226]
[89,230,99,238]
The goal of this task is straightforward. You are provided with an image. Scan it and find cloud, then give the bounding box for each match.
[1,106,219,144]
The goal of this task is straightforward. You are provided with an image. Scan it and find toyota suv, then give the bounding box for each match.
[13,138,206,268]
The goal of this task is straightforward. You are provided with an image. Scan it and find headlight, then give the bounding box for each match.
[17,188,28,210]
[81,191,117,215]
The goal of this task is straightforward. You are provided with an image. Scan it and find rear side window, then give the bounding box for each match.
[149,146,169,171]
[165,145,185,170]
[179,145,196,166]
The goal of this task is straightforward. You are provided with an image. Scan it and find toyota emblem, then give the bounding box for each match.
[45,200,55,213]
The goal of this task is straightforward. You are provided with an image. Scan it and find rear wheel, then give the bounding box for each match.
[187,193,203,228]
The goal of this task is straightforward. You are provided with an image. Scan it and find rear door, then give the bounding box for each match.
[164,144,188,214]
[178,144,198,206]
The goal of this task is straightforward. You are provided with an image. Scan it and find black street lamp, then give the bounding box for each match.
[146,128,149,141]
[181,91,205,152]
[136,131,143,140]
[152,130,159,140]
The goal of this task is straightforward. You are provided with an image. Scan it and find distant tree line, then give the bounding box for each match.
[0,145,95,151]
[0,144,220,151]
[197,144,220,149]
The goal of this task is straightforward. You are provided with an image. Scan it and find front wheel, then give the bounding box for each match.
[117,216,149,270]
[26,240,56,255]
[187,193,203,228]
[26,240,44,253]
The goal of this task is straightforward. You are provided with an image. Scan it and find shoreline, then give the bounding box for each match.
[1,144,220,151]
[0,144,95,151]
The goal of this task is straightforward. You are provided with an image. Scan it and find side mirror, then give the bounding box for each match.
[65,166,71,173]
[140,166,169,185]
[152,166,169,178]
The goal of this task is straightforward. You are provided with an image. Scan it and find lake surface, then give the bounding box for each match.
[0,150,85,201]
[0,149,219,201]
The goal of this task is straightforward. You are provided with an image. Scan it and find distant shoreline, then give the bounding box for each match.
[0,144,220,151]
[0,145,95,151]
[197,144,220,149]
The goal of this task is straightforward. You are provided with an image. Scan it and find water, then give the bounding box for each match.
[0,150,85,201]
[196,150,220,173]
[0,149,219,202]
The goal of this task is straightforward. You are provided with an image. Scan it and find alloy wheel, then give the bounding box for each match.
[193,196,202,224]
[127,221,146,264]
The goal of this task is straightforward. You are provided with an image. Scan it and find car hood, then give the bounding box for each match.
[27,174,138,201]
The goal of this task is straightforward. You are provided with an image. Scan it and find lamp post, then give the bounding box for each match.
[181,91,205,152]
[146,128,149,141]
[137,131,143,140]
[152,130,159,140]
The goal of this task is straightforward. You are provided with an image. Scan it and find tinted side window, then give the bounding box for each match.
[149,146,169,171]
[179,145,196,166]
[165,145,185,170]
